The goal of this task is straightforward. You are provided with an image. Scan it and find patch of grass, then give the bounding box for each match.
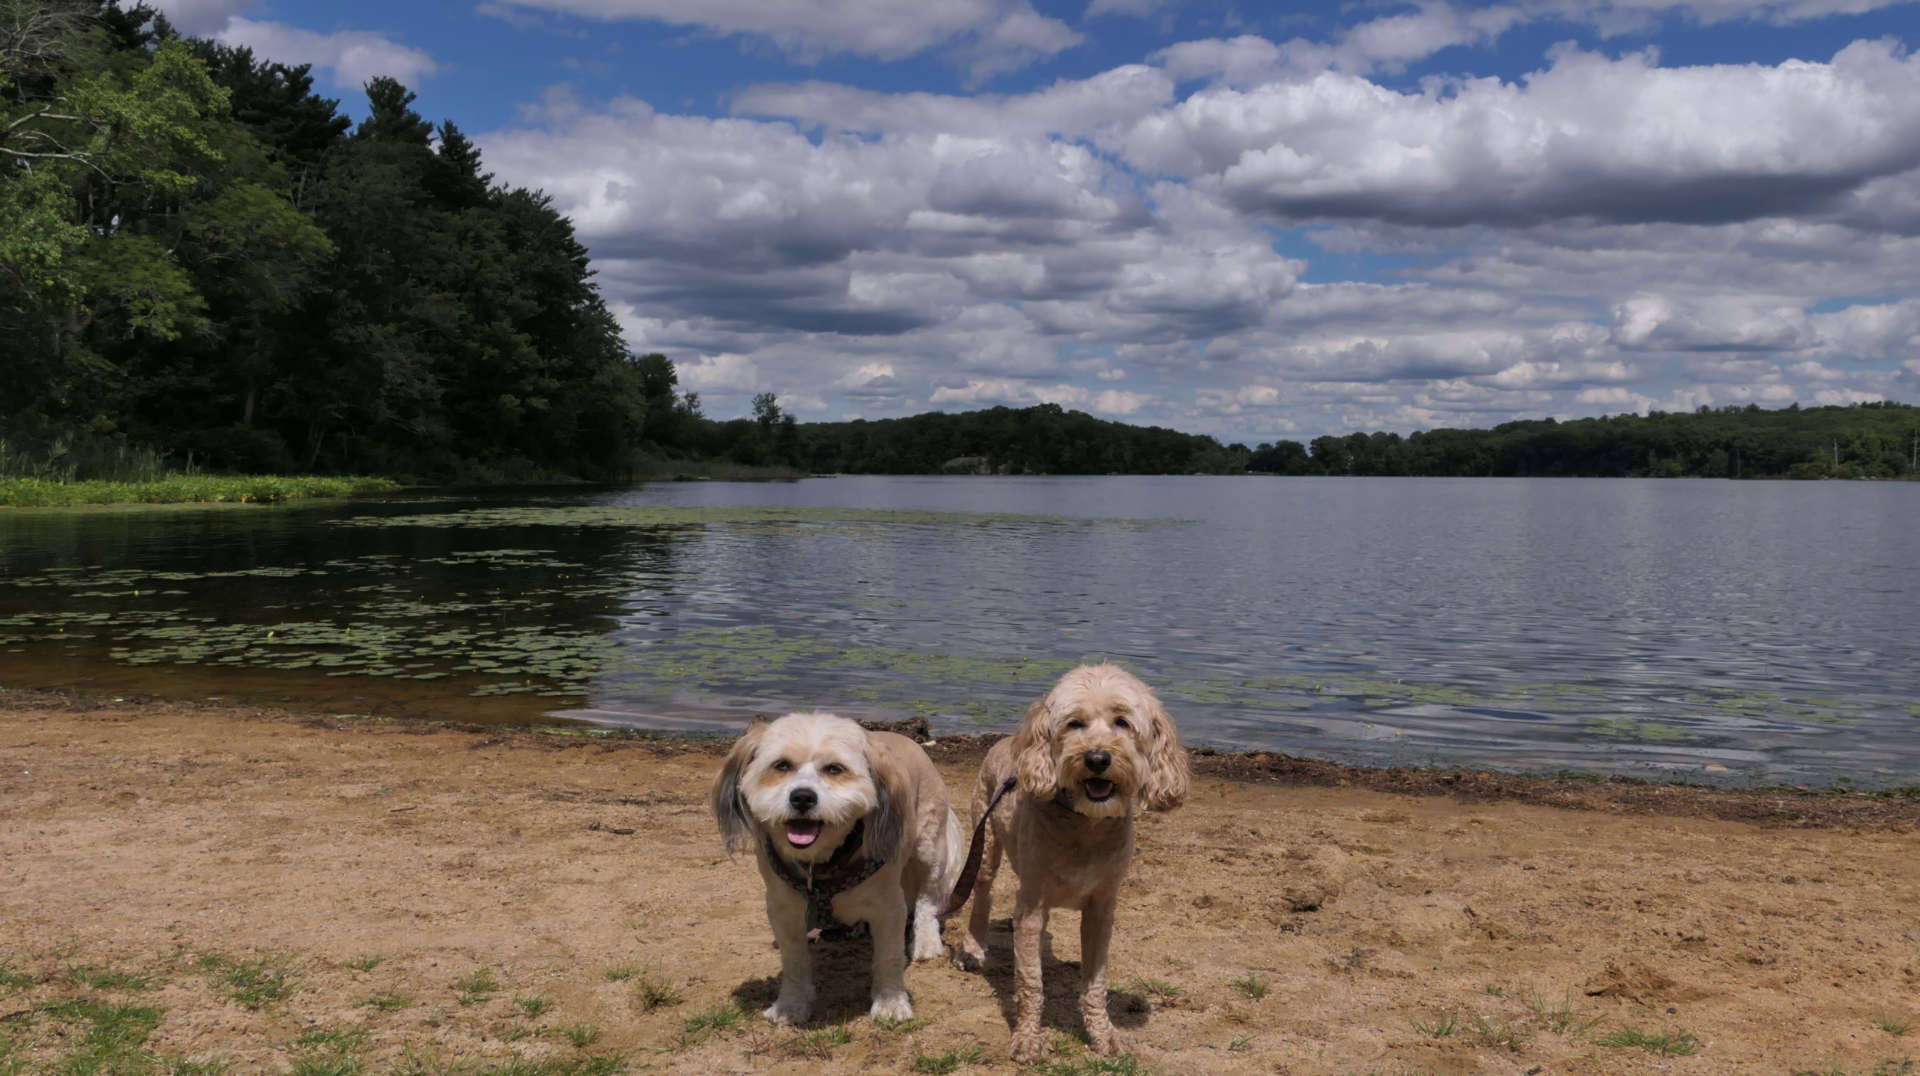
[1469,1014,1531,1051]
[782,1025,853,1059]
[513,995,552,1020]
[38,997,165,1074]
[199,953,296,1008]
[1412,1012,1459,1038]
[1523,987,1600,1035]
[0,475,400,507]
[496,1023,532,1043]
[356,993,411,1012]
[1879,1015,1913,1036]
[1228,1034,1254,1052]
[557,1024,600,1049]
[1032,1052,1147,1076]
[289,1028,366,1076]
[1600,1026,1703,1056]
[911,1045,984,1074]
[874,1015,930,1033]
[392,1052,625,1076]
[343,955,384,972]
[631,972,684,1011]
[64,964,157,991]
[678,1004,746,1044]
[1228,972,1269,1001]
[1115,976,1180,999]
[454,967,499,1007]
[602,967,638,982]
[0,964,33,990]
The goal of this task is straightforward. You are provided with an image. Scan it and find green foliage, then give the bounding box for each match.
[792,403,1248,475]
[0,473,395,504]
[1249,402,1920,480]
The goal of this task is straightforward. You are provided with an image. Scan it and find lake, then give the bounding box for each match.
[3,476,1917,787]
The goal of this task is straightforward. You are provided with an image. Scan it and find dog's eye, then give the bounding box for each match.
[823,763,845,776]
[1114,717,1131,730]
[1065,719,1086,730]
[772,759,793,772]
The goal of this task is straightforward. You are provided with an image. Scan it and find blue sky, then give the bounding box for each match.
[154,0,1920,443]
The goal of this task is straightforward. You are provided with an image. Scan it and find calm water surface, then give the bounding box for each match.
[3,476,1916,786]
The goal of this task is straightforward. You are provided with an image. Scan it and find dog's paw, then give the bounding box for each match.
[952,938,986,972]
[910,931,946,963]
[868,989,914,1024]
[1009,1029,1047,1063]
[763,997,811,1026]
[1086,1024,1128,1056]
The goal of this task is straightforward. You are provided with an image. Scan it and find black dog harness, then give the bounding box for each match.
[764,818,885,939]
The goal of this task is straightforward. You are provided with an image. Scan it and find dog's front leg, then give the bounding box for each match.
[1079,891,1124,1055]
[762,888,814,1026]
[867,894,914,1022]
[1008,893,1049,1062]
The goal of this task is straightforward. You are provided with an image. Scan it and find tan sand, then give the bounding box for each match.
[2,691,1917,1074]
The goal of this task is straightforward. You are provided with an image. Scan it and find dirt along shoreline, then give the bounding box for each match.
[3,689,1919,1074]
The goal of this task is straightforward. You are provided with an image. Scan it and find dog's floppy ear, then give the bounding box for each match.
[1140,690,1189,812]
[864,732,912,858]
[711,718,770,854]
[1010,699,1059,800]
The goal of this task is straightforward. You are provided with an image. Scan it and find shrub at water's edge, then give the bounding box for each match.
[0,475,401,507]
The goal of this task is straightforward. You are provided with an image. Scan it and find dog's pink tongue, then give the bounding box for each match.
[786,820,823,847]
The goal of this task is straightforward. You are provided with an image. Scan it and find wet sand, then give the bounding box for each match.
[3,690,1917,1074]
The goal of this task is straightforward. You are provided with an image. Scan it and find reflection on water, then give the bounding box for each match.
[2,477,1917,786]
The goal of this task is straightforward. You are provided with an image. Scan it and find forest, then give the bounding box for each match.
[2,0,692,482]
[1246,403,1920,480]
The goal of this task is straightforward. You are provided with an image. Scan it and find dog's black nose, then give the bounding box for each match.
[1085,749,1111,773]
[788,787,817,813]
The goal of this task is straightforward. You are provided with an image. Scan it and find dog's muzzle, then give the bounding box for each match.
[786,786,823,846]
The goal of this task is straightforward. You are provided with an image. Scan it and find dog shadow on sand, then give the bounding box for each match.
[730,918,1152,1042]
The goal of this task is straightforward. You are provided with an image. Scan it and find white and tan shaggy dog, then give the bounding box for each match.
[712,712,966,1026]
[951,664,1190,1062]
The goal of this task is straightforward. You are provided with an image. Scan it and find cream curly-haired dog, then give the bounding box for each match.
[712,712,965,1026]
[951,664,1189,1061]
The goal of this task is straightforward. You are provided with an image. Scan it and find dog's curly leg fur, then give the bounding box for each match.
[1009,897,1049,1062]
[763,892,814,1026]
[1079,892,1124,1055]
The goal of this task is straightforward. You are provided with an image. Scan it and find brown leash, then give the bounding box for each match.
[939,776,1017,919]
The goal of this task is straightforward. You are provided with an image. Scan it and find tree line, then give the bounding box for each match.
[1247,402,1920,480]
[2,0,706,481]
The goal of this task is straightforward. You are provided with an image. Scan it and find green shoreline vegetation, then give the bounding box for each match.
[0,473,398,506]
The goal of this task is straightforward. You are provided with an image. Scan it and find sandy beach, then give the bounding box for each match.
[3,689,1918,1074]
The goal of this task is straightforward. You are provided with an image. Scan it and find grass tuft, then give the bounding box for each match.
[678,1004,746,1044]
[781,1025,853,1059]
[910,1045,984,1074]
[1600,1026,1704,1056]
[513,995,552,1020]
[64,964,157,991]
[199,953,297,1008]
[1229,972,1269,1001]
[355,993,411,1012]
[454,968,499,1007]
[631,972,684,1011]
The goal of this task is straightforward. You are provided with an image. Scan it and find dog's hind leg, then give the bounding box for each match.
[954,817,1002,971]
